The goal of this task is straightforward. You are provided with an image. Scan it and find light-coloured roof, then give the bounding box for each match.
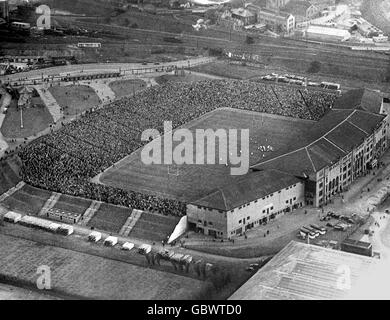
[229,241,378,300]
[306,25,350,38]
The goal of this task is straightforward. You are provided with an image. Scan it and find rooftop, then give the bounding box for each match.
[191,170,300,211]
[306,25,351,38]
[229,241,378,300]
[251,105,385,177]
[282,0,315,17]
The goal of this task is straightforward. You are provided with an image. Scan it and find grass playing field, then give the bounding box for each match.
[49,85,101,115]
[108,79,147,99]
[99,108,314,202]
[0,98,54,139]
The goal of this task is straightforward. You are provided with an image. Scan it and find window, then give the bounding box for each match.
[247,216,250,220]
[293,197,296,200]
[286,200,288,204]
[209,221,213,226]
[254,200,258,203]
[239,220,242,223]
[262,210,266,213]
[278,191,281,194]
[270,206,274,210]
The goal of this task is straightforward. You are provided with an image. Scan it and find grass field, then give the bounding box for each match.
[129,212,180,242]
[155,73,218,85]
[191,60,267,80]
[0,98,54,139]
[0,232,207,299]
[109,79,147,99]
[49,85,101,115]
[1,184,51,215]
[88,203,132,233]
[99,108,314,202]
[0,162,20,195]
[52,194,92,215]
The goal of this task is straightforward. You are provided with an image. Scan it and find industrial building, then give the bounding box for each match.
[304,25,351,41]
[229,241,378,300]
[281,0,320,23]
[254,7,295,33]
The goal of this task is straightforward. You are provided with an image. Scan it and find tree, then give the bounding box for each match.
[307,60,321,74]
[245,35,254,44]
[123,18,130,27]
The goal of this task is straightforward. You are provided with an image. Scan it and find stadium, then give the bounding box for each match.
[1,79,388,240]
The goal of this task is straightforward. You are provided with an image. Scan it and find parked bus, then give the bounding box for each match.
[310,224,326,235]
[300,227,316,239]
[320,81,340,90]
[302,226,320,238]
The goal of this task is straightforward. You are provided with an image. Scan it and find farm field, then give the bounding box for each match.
[87,203,132,233]
[49,85,101,115]
[0,232,207,300]
[129,212,180,242]
[1,184,51,215]
[0,98,54,139]
[109,79,147,99]
[99,108,314,202]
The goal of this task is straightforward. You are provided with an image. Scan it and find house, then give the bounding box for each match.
[266,0,290,10]
[256,8,295,33]
[282,0,320,23]
[231,8,256,25]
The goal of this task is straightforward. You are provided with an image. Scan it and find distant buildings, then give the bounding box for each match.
[231,8,256,26]
[266,0,290,10]
[0,0,9,21]
[281,0,320,23]
[255,7,295,33]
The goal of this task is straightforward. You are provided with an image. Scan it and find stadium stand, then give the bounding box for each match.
[18,80,337,217]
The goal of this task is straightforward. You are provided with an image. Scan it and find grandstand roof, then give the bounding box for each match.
[251,108,385,176]
[229,241,377,300]
[333,88,383,114]
[191,170,300,211]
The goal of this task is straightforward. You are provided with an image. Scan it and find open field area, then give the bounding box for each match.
[0,99,54,139]
[48,85,101,115]
[0,283,58,300]
[191,60,267,80]
[0,162,20,195]
[99,108,314,202]
[0,232,208,299]
[109,79,147,99]
[155,72,220,84]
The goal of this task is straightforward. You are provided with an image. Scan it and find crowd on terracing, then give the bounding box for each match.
[19,80,337,216]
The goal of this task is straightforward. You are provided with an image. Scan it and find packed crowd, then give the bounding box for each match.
[19,80,337,216]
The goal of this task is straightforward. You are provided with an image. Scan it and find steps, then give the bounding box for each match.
[0,182,25,202]
[38,192,61,216]
[119,209,143,236]
[78,200,102,226]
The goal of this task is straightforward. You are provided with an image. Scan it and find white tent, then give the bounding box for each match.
[122,242,135,251]
[58,224,74,236]
[4,211,22,223]
[104,236,118,246]
[88,231,102,242]
[168,216,187,244]
[138,244,152,254]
